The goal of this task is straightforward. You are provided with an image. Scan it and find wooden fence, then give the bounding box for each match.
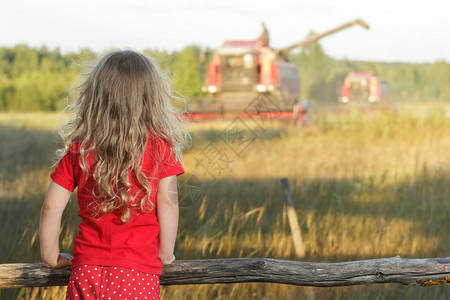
[1,257,449,289]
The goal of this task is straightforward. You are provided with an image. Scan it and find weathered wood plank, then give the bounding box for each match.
[1,257,449,289]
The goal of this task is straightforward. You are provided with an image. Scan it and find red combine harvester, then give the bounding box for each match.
[189,19,369,121]
[339,72,389,104]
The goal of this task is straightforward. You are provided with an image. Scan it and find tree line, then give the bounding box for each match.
[0,44,448,111]
[0,45,208,111]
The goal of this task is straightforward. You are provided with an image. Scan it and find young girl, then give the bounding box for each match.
[39,50,189,299]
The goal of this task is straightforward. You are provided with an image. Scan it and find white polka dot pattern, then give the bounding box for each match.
[66,265,160,299]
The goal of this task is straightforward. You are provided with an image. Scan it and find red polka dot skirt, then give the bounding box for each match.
[66,265,160,299]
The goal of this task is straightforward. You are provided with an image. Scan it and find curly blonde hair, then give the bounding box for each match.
[56,49,189,222]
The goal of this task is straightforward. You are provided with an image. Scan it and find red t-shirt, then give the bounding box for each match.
[50,135,184,275]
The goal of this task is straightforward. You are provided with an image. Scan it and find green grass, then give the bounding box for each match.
[0,102,449,299]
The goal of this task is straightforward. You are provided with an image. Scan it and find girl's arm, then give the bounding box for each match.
[157,175,179,265]
[39,181,73,268]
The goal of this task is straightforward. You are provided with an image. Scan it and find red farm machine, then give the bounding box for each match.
[194,19,369,118]
[338,72,389,104]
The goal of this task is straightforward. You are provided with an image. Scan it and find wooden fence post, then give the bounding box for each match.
[280,178,306,258]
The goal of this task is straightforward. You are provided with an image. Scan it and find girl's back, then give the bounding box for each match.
[39,50,188,299]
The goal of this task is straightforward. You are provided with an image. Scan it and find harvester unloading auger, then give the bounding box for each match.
[276,19,369,56]
[192,19,369,118]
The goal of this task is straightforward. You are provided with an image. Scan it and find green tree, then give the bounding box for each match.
[170,45,203,101]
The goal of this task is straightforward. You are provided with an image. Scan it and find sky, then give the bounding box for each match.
[0,0,449,63]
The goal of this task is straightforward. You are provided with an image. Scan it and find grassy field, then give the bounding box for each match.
[0,102,449,299]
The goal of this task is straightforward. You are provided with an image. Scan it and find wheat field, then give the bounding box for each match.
[0,102,449,299]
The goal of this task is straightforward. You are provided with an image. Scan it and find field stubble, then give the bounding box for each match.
[0,102,449,299]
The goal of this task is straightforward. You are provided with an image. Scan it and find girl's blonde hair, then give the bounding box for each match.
[57,49,189,222]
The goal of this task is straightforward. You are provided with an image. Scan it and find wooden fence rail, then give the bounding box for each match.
[1,257,449,289]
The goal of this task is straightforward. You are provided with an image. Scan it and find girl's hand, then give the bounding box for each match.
[57,253,73,268]
[43,253,73,268]
[159,251,175,265]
